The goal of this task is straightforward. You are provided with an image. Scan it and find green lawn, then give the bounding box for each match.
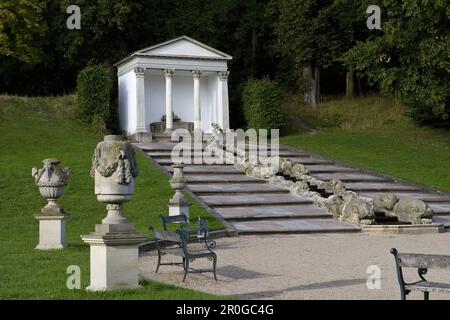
[280,96,450,193]
[0,95,224,299]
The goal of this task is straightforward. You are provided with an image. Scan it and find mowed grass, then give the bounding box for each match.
[0,95,224,299]
[280,96,450,193]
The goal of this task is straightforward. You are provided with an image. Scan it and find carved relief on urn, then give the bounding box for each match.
[90,135,139,226]
[170,164,187,189]
[32,158,70,214]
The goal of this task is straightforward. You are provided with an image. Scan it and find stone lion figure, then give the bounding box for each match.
[341,195,375,225]
[373,194,433,224]
[280,158,308,178]
[325,191,375,225]
[373,194,398,217]
[393,197,433,225]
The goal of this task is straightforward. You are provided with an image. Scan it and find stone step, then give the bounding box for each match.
[199,194,313,207]
[231,218,361,234]
[428,203,450,214]
[290,158,335,165]
[185,174,266,184]
[140,144,205,151]
[147,150,309,157]
[155,157,335,166]
[164,165,241,174]
[188,183,289,194]
[344,182,421,192]
[156,160,233,166]
[148,153,313,160]
[155,158,232,165]
[140,143,291,152]
[164,163,359,174]
[215,205,330,220]
[156,157,336,166]
[431,215,450,228]
[311,173,388,182]
[361,192,450,203]
[305,165,360,173]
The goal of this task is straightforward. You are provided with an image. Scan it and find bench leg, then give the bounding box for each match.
[155,253,161,273]
[400,288,407,300]
[424,292,429,300]
[213,256,217,281]
[183,260,189,282]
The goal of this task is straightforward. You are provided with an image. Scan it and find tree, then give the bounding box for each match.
[0,0,48,64]
[343,0,449,125]
[270,0,353,106]
[270,0,374,103]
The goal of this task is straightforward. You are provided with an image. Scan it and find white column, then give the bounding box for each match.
[192,70,202,131]
[217,71,230,130]
[134,67,146,133]
[164,69,174,133]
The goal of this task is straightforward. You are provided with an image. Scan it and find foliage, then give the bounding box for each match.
[343,0,449,126]
[0,94,224,299]
[405,97,450,128]
[0,0,48,64]
[0,0,448,130]
[269,0,369,88]
[242,78,283,130]
[76,65,111,125]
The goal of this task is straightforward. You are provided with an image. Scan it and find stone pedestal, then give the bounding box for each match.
[168,164,190,218]
[133,131,152,143]
[169,191,191,218]
[81,227,147,291]
[35,214,69,250]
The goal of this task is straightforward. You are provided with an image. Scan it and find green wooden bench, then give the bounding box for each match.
[149,226,218,282]
[391,248,450,300]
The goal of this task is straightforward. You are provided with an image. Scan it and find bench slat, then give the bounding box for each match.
[397,253,450,269]
[161,215,188,223]
[154,230,181,243]
[405,281,450,293]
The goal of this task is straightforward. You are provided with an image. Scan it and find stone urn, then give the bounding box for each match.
[170,164,187,189]
[32,158,70,214]
[90,135,139,227]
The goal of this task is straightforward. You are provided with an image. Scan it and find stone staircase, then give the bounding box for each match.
[135,141,450,235]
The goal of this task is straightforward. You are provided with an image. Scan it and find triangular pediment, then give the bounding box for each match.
[136,36,232,60]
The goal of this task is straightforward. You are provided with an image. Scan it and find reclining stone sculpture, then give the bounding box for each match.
[373,194,433,224]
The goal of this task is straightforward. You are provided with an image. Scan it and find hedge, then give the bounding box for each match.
[242,78,283,131]
[76,65,112,125]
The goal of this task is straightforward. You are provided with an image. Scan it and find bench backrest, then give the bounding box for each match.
[160,214,188,230]
[392,249,450,270]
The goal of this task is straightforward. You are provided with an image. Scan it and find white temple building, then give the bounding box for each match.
[114,36,232,140]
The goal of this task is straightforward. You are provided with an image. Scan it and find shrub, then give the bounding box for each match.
[242,78,283,131]
[405,98,450,129]
[76,65,112,124]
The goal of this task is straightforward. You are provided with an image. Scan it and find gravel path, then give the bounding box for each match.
[139,232,450,300]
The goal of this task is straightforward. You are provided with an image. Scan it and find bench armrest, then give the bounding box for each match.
[391,248,429,286]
